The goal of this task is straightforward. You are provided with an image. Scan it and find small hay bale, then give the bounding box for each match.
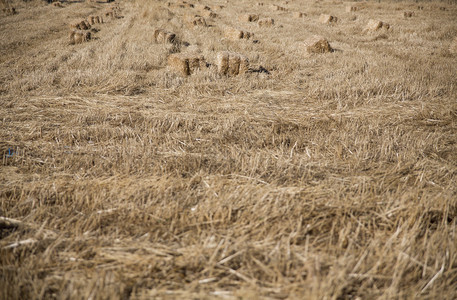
[87,16,95,25]
[450,37,457,54]
[224,27,254,41]
[201,10,217,18]
[304,36,333,53]
[239,13,260,22]
[293,12,306,18]
[185,15,207,27]
[69,30,91,45]
[154,29,176,44]
[403,11,414,18]
[319,14,337,24]
[105,11,115,18]
[216,52,249,76]
[195,4,211,11]
[271,4,287,11]
[168,53,206,76]
[2,7,17,15]
[258,18,274,27]
[364,19,389,32]
[345,6,358,12]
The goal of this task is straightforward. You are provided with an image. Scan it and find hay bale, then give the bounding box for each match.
[239,13,260,22]
[319,14,337,24]
[69,30,91,45]
[185,15,207,27]
[167,53,206,76]
[403,11,414,18]
[105,11,115,18]
[271,4,286,11]
[258,18,274,27]
[345,5,357,12]
[450,37,457,54]
[154,29,176,44]
[293,12,306,18]
[224,27,254,41]
[201,10,217,18]
[364,19,390,32]
[304,36,333,53]
[216,52,249,76]
[2,7,17,15]
[87,16,95,25]
[195,4,211,11]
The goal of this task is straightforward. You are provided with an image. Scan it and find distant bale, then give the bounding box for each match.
[217,52,249,76]
[200,10,217,18]
[258,18,274,27]
[69,30,91,45]
[105,11,116,19]
[2,7,17,15]
[185,15,207,27]
[195,4,211,11]
[450,37,457,54]
[168,53,206,76]
[345,5,358,12]
[304,36,333,53]
[224,27,254,41]
[364,19,390,32]
[52,1,63,7]
[293,12,306,18]
[271,4,286,11]
[239,13,260,22]
[319,14,337,24]
[403,11,414,18]
[71,20,91,30]
[154,29,176,44]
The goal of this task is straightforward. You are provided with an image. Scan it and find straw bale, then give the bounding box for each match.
[201,10,217,18]
[271,4,286,11]
[69,30,91,45]
[345,5,357,12]
[258,18,274,27]
[168,53,206,76]
[216,52,249,76]
[154,29,176,44]
[224,27,254,41]
[239,14,260,22]
[195,4,211,11]
[403,11,414,18]
[293,12,306,18]
[2,7,16,15]
[364,19,389,32]
[185,15,207,27]
[304,36,333,53]
[319,14,337,24]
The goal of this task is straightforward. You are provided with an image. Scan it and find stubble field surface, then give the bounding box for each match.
[1,0,457,298]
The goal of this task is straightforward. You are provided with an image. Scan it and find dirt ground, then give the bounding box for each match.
[1,0,456,298]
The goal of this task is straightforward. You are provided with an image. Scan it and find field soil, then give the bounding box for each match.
[1,0,457,298]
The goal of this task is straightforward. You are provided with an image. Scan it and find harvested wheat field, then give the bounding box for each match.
[1,0,457,298]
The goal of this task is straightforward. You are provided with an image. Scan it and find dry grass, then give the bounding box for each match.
[1,0,457,299]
